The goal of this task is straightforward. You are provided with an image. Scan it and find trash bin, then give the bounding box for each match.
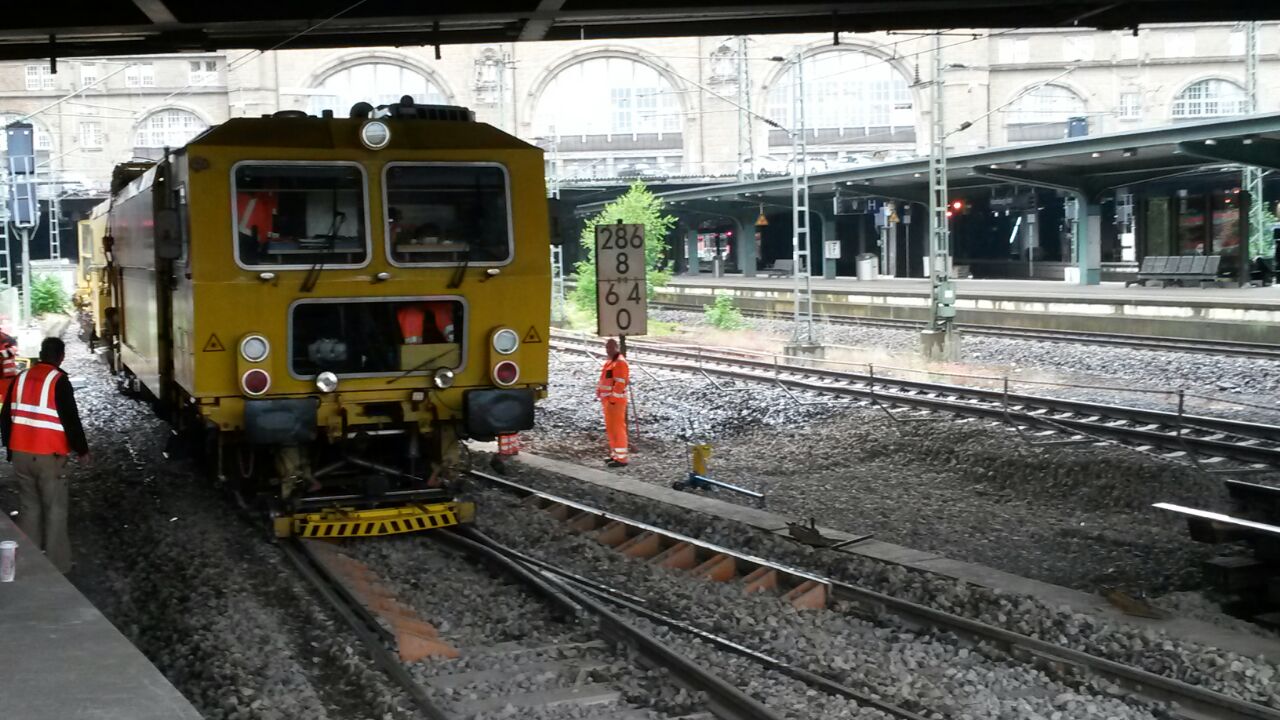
[856,253,878,281]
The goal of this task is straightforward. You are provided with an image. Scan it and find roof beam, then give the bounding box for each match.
[519,0,567,42]
[973,168,1087,196]
[131,0,177,25]
[1177,138,1280,171]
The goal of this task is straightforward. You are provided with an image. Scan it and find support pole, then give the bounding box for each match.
[1244,21,1265,266]
[922,33,957,359]
[20,227,31,321]
[788,51,817,350]
[735,36,754,183]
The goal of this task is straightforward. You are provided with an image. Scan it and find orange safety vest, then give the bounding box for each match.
[398,303,455,345]
[0,345,17,400]
[236,192,279,244]
[596,355,629,404]
[428,303,454,343]
[8,363,70,456]
[0,345,17,379]
[397,305,426,345]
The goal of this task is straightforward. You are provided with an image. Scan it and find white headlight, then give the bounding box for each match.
[360,120,390,150]
[492,328,519,355]
[240,335,270,362]
[433,367,455,389]
[315,371,339,393]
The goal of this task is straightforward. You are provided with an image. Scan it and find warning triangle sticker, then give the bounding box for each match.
[522,326,543,343]
[203,334,226,352]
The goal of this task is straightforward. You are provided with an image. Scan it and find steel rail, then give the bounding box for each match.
[472,470,1280,720]
[438,526,786,720]
[651,297,1280,360]
[279,539,449,720]
[550,335,1280,467]
[456,524,931,720]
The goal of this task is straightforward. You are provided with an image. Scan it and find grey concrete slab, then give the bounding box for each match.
[0,514,201,720]
[512,451,1280,664]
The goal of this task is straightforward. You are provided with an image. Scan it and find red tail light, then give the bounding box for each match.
[493,361,519,386]
[242,368,271,396]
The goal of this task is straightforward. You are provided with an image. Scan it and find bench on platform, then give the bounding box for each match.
[1125,255,1221,287]
[763,259,794,277]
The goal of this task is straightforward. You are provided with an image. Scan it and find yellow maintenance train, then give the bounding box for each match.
[80,98,550,537]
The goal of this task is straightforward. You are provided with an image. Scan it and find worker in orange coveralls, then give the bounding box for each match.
[596,338,630,467]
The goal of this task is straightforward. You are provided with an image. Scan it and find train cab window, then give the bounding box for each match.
[290,298,464,378]
[383,163,512,266]
[233,163,369,268]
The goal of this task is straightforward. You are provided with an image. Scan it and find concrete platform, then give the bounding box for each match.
[660,276,1280,344]
[0,514,201,720]
[510,451,1280,665]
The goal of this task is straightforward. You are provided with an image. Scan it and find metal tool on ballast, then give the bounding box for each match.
[672,442,767,507]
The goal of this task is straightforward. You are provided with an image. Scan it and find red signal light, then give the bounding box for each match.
[242,368,271,396]
[951,200,964,211]
[493,361,520,386]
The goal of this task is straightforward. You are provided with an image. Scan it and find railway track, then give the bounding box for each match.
[651,298,1280,360]
[550,332,1280,470]
[281,532,826,719]
[470,469,1280,720]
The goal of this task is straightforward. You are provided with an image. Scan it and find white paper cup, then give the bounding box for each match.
[0,540,16,582]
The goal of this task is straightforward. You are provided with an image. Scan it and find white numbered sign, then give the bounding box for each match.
[595,223,648,337]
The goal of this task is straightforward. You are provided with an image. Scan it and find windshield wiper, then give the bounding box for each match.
[386,347,453,385]
[299,210,345,293]
[446,251,471,289]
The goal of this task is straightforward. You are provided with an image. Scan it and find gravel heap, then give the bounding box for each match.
[649,307,1280,422]
[469,486,1167,720]
[0,329,416,720]
[476,461,1280,710]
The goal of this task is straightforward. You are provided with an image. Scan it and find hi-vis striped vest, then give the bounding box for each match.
[9,363,70,455]
[0,346,17,380]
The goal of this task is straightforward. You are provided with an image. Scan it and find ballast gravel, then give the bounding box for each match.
[0,328,416,720]
[529,351,1260,596]
[476,461,1280,711]
[350,534,883,718]
[467,486,1165,720]
[648,307,1280,409]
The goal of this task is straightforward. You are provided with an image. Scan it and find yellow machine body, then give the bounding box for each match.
[83,105,550,523]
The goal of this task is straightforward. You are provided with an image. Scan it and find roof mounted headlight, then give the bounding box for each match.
[433,367,455,389]
[360,120,390,150]
[315,371,339,393]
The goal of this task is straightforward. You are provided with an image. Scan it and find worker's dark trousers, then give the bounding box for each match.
[13,451,71,573]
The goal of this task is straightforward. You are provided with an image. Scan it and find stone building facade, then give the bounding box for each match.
[0,24,1276,195]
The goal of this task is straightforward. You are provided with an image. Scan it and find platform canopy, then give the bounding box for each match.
[3,1,1280,62]
[578,112,1280,215]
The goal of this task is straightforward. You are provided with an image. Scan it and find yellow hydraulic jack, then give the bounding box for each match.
[672,443,766,508]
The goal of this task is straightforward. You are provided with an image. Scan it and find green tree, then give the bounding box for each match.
[30,274,68,316]
[1252,208,1278,259]
[571,181,677,315]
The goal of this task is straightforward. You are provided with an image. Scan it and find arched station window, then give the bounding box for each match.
[1172,79,1247,120]
[534,56,684,180]
[764,49,915,167]
[309,62,447,117]
[0,113,54,154]
[134,108,208,158]
[1005,84,1087,142]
